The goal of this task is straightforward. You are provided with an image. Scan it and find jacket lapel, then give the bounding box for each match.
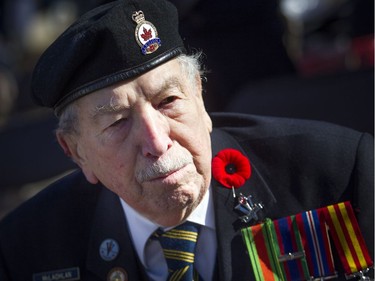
[86,187,148,281]
[211,128,278,281]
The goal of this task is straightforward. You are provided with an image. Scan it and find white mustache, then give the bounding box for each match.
[136,151,193,183]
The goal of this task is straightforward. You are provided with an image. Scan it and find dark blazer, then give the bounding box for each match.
[0,113,373,281]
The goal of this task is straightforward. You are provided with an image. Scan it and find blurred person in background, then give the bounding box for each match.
[0,64,18,126]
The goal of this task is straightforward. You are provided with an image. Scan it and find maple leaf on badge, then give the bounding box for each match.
[141,27,152,41]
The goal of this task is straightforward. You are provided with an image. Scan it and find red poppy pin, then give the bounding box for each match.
[212,148,264,223]
[212,148,251,189]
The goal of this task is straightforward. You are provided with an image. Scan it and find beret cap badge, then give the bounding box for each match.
[132,11,161,55]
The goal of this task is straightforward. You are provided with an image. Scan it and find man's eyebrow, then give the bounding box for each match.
[90,100,129,120]
[90,77,182,119]
[160,77,182,92]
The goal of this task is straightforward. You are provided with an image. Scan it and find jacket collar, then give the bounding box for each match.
[210,128,278,281]
[86,187,148,280]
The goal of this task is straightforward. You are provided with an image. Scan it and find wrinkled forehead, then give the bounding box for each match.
[75,59,187,115]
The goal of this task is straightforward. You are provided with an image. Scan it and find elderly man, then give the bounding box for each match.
[0,0,373,280]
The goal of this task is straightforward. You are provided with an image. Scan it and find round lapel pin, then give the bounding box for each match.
[107,267,128,281]
[99,239,120,261]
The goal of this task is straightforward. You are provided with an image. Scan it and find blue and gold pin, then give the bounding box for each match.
[99,239,120,261]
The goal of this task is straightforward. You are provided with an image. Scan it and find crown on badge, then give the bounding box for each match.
[132,11,145,24]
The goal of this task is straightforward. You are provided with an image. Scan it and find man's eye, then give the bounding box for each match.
[109,118,126,127]
[159,96,177,108]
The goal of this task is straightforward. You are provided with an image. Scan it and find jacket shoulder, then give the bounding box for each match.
[211,112,367,139]
[211,112,373,214]
[0,170,100,239]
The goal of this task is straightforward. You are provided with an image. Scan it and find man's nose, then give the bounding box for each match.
[137,107,172,158]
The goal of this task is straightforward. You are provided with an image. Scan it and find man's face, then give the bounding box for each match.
[64,59,212,226]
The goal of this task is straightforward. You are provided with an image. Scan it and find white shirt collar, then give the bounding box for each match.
[120,186,215,266]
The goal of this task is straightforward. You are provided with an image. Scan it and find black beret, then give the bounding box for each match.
[31,0,186,115]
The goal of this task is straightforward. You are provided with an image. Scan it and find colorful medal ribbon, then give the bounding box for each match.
[242,221,284,281]
[320,201,373,278]
[242,217,311,281]
[241,201,373,280]
[295,210,337,279]
[269,216,311,280]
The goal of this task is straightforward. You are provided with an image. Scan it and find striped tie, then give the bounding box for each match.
[154,221,201,281]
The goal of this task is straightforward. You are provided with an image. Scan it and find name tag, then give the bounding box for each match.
[33,267,80,281]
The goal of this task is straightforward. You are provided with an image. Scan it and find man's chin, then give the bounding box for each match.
[140,186,203,226]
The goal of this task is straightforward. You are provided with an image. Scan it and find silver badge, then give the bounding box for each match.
[235,193,264,223]
[132,10,161,55]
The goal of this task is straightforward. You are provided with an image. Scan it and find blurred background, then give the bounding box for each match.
[0,0,373,218]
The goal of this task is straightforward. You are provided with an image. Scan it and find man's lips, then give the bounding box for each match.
[153,169,178,180]
[135,150,194,183]
[147,164,189,183]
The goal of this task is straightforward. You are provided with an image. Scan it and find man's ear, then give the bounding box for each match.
[56,130,81,163]
[56,130,73,158]
[56,131,99,184]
